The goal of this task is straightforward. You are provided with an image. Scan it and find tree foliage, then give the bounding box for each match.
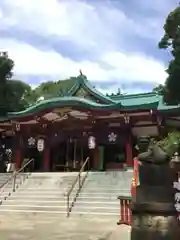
[152,84,165,95]
[159,6,180,104]
[0,54,14,116]
[32,77,76,101]
[0,54,36,113]
[157,131,180,156]
[0,53,80,113]
[7,80,32,111]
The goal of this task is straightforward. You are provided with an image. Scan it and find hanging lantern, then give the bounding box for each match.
[124,113,130,124]
[88,136,96,149]
[37,138,44,152]
[15,123,20,132]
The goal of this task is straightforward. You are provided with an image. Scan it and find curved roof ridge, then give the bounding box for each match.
[110,92,158,100]
[82,77,115,103]
[66,74,115,104]
[66,79,80,96]
[8,96,118,119]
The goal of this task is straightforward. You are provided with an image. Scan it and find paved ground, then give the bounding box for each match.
[0,213,131,240]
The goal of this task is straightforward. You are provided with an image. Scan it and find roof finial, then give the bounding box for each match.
[79,69,83,76]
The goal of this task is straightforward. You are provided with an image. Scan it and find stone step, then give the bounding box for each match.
[0,203,119,214]
[21,187,78,191]
[80,186,130,190]
[0,194,11,200]
[87,175,132,179]
[73,205,119,213]
[13,191,67,195]
[4,199,119,207]
[75,201,119,207]
[85,179,132,183]
[78,192,129,197]
[7,195,67,200]
[0,179,27,185]
[7,195,118,202]
[4,199,66,205]
[11,190,128,197]
[0,208,120,216]
[80,189,129,194]
[84,183,131,188]
[0,208,67,214]
[23,181,77,186]
[77,196,119,201]
[0,204,67,211]
[0,191,11,196]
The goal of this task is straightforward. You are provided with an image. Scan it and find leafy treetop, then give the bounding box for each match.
[159,5,180,104]
[0,54,14,116]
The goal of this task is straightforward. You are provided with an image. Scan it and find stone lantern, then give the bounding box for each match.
[131,136,180,240]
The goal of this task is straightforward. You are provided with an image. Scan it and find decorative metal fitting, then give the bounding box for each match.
[124,113,130,124]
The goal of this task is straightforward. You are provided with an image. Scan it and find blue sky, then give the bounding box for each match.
[0,0,178,94]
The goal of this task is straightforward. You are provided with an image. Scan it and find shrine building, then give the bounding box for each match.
[0,74,180,172]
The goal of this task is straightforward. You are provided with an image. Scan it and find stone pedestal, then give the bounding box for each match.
[131,212,179,239]
[131,160,180,239]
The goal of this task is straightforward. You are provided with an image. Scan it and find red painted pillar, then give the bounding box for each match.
[43,139,50,171]
[14,148,21,169]
[93,146,99,169]
[126,135,133,167]
[13,123,22,170]
[131,157,139,200]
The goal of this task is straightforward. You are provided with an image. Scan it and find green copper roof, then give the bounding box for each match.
[66,74,114,104]
[157,95,180,112]
[110,92,180,111]
[111,92,159,109]
[5,78,180,120]
[8,97,121,119]
[7,93,167,119]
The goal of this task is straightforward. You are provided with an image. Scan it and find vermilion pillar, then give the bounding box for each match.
[14,148,21,169]
[43,139,50,171]
[93,146,99,169]
[13,123,22,169]
[131,157,139,199]
[126,134,133,167]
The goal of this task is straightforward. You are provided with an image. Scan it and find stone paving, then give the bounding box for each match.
[0,213,131,240]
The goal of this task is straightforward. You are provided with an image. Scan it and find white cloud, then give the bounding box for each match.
[0,38,167,86]
[0,0,170,93]
[102,52,167,84]
[0,0,166,48]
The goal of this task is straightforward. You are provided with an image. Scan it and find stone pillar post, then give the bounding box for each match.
[131,136,180,240]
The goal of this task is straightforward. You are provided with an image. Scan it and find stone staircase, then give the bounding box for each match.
[73,170,132,218]
[0,173,27,202]
[0,171,132,239]
[0,171,132,216]
[0,172,81,214]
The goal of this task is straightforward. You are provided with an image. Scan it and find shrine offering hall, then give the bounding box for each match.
[1,74,180,172]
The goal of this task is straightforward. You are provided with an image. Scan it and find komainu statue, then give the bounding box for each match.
[131,136,180,240]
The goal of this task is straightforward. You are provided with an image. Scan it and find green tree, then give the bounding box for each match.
[0,53,14,116]
[32,77,77,101]
[159,5,180,104]
[152,84,165,95]
[8,80,33,111]
[158,131,180,156]
[0,53,81,113]
[0,53,36,113]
